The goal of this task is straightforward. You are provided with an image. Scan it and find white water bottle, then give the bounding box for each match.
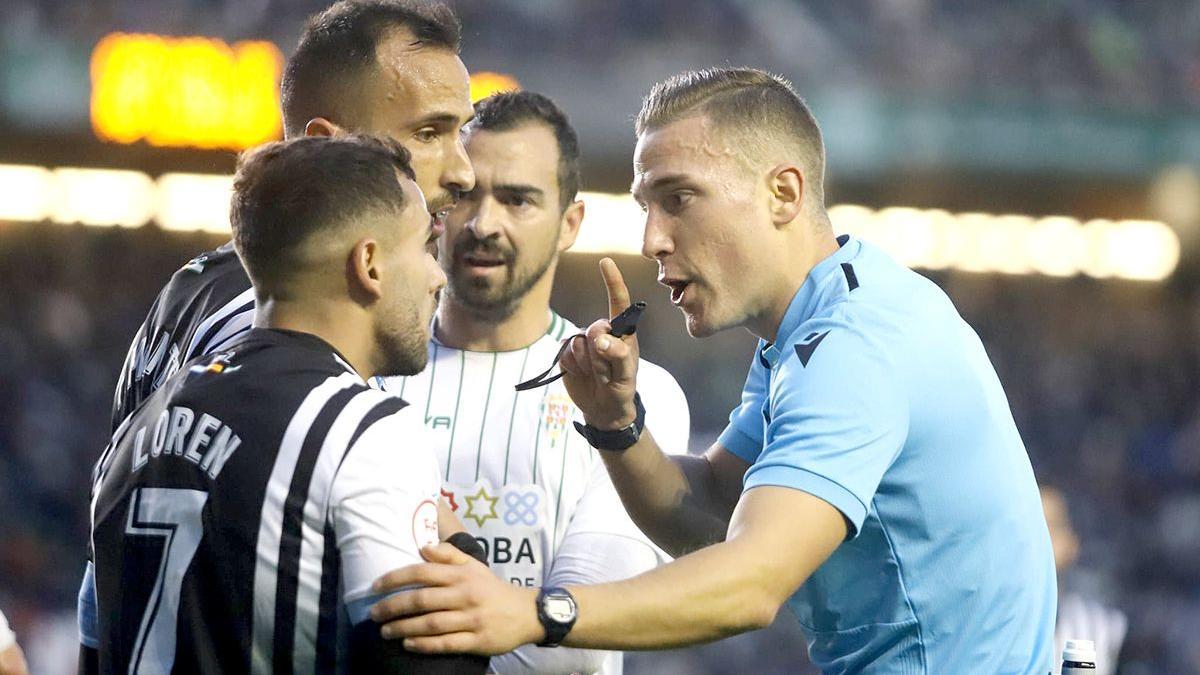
[1062,639,1096,674]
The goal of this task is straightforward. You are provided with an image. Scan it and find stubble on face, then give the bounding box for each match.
[443,227,559,322]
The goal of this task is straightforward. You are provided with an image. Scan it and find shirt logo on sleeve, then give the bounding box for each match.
[794,331,830,367]
[412,499,439,548]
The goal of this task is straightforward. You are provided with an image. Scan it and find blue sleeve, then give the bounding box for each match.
[743,324,907,538]
[717,341,771,463]
[78,561,99,648]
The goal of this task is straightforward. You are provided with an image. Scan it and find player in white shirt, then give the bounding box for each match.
[0,608,29,675]
[377,91,690,674]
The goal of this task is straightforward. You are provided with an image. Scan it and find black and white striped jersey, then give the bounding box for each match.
[111,242,254,433]
[85,328,444,675]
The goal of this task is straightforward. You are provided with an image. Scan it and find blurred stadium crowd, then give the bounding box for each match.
[3,0,1200,108]
[2,223,1199,672]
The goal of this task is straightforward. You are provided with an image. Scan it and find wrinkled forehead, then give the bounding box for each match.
[372,36,472,125]
[633,116,741,190]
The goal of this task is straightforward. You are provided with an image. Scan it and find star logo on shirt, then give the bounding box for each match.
[463,485,499,527]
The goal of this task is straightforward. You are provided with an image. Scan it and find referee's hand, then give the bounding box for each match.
[560,258,640,430]
[369,543,542,656]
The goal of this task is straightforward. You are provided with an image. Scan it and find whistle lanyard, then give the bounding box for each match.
[513,302,647,392]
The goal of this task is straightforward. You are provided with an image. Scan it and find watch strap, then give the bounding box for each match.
[572,393,645,451]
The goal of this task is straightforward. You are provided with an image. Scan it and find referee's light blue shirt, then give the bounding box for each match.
[719,235,1056,674]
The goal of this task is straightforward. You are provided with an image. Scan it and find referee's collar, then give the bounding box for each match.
[758,234,859,369]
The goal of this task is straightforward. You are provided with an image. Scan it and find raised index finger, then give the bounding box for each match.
[600,257,631,319]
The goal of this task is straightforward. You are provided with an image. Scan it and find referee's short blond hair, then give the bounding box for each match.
[636,67,827,205]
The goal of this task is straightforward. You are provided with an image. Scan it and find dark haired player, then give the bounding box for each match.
[110,0,474,431]
[80,136,485,674]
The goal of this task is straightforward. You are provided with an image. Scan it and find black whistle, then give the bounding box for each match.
[609,301,647,337]
[513,301,648,391]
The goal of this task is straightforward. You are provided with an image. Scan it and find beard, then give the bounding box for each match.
[443,231,557,322]
[374,295,432,377]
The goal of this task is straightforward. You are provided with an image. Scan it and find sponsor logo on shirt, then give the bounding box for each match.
[444,480,548,587]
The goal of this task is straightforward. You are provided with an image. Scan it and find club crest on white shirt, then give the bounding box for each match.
[411,498,439,549]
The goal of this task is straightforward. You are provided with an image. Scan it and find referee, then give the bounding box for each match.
[79,136,485,674]
[370,68,1058,674]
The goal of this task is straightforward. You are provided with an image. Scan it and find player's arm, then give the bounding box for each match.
[487,462,662,674]
[558,259,753,556]
[369,314,906,655]
[0,609,28,675]
[331,407,489,675]
[371,485,845,653]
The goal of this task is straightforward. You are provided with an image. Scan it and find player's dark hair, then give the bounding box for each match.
[469,91,581,210]
[637,67,826,202]
[281,0,462,138]
[231,135,416,290]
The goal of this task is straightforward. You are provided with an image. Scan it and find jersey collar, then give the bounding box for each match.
[244,328,361,377]
[758,234,860,369]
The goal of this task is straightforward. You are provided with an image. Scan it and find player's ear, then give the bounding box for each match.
[304,117,342,138]
[557,199,584,253]
[349,238,384,303]
[768,163,804,227]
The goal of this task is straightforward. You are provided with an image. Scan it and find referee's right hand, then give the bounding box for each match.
[559,258,641,431]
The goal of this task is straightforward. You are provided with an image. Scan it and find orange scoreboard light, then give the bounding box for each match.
[90,33,284,151]
[469,71,521,103]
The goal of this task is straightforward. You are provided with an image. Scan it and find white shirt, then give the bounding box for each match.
[0,608,15,652]
[377,312,691,674]
[334,404,444,623]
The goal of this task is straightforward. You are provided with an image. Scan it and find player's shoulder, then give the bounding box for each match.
[149,242,251,331]
[164,242,246,294]
[635,356,684,394]
[336,393,438,491]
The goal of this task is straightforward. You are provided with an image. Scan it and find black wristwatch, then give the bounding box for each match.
[572,393,645,451]
[535,587,578,647]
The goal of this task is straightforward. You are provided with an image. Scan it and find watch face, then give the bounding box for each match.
[544,595,576,623]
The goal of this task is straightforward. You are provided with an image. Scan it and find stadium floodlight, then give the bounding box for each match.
[0,165,54,222]
[52,168,156,227]
[0,163,1181,281]
[573,192,646,255]
[157,174,234,232]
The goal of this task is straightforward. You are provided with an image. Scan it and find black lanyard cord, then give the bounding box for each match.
[513,302,646,392]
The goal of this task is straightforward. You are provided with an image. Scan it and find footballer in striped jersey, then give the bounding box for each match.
[81,135,486,675]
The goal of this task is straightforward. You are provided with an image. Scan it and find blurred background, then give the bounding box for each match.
[2,1,1200,673]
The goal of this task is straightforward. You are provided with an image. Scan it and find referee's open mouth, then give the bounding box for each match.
[659,277,691,306]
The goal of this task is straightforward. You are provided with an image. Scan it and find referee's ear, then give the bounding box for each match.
[304,117,341,138]
[768,163,804,227]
